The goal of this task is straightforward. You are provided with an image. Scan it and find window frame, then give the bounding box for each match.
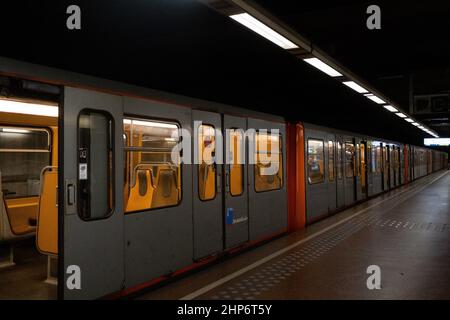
[77,109,115,222]
[328,140,335,182]
[345,142,355,178]
[198,123,218,201]
[307,138,325,185]
[337,141,343,180]
[0,125,53,200]
[228,127,245,197]
[254,131,284,193]
[123,115,183,214]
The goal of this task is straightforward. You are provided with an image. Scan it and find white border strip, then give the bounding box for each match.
[180,171,449,300]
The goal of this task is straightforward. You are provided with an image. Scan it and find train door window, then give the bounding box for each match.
[356,143,361,176]
[229,129,244,196]
[198,124,216,200]
[345,143,355,178]
[78,110,114,220]
[376,146,382,173]
[123,118,181,212]
[328,140,335,182]
[337,142,343,179]
[254,131,283,192]
[0,127,51,199]
[307,139,324,184]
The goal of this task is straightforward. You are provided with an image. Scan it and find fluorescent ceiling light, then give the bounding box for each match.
[405,118,414,123]
[0,99,58,117]
[303,58,343,77]
[230,13,298,50]
[395,112,407,118]
[412,122,420,126]
[1,128,30,133]
[124,119,178,129]
[383,105,398,112]
[424,138,449,146]
[342,81,368,93]
[418,126,425,129]
[364,94,386,104]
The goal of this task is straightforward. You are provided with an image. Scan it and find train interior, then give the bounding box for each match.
[0,92,59,299]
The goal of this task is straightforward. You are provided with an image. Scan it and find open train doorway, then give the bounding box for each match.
[0,77,60,299]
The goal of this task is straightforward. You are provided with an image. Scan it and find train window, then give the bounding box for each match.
[345,143,355,178]
[337,142,343,179]
[328,140,335,182]
[198,124,216,200]
[254,132,283,192]
[307,139,324,184]
[0,127,51,199]
[229,130,244,196]
[356,143,361,176]
[78,110,114,220]
[376,146,382,173]
[123,118,181,212]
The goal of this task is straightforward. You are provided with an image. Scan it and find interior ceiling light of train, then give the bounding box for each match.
[202,0,439,138]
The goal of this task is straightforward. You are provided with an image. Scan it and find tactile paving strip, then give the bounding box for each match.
[369,218,449,232]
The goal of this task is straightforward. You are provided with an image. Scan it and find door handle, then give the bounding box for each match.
[65,179,77,215]
[67,184,76,206]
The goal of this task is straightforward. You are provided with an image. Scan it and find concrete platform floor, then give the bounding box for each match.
[137,170,450,300]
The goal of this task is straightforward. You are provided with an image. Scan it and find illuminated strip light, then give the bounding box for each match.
[0,99,58,117]
[124,119,178,129]
[230,13,298,50]
[342,81,368,93]
[405,118,414,123]
[303,58,343,77]
[2,128,30,133]
[424,138,449,146]
[383,105,398,112]
[395,112,407,118]
[412,122,420,126]
[364,94,386,104]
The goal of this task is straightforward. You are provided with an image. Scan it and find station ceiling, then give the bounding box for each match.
[1,0,449,145]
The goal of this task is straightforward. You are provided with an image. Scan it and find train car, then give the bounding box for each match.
[0,57,447,300]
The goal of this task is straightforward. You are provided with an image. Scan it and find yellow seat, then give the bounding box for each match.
[36,167,58,256]
[151,167,179,208]
[126,169,154,212]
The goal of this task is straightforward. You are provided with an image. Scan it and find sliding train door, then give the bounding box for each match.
[192,110,223,259]
[223,115,248,249]
[344,137,356,206]
[336,137,345,208]
[248,118,287,239]
[62,87,124,299]
[122,97,192,289]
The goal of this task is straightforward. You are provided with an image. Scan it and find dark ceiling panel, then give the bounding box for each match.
[0,0,442,144]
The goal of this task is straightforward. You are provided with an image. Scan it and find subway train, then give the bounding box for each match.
[0,57,447,299]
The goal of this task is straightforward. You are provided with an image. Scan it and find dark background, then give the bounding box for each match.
[1,0,449,147]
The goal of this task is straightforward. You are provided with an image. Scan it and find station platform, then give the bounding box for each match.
[137,170,450,300]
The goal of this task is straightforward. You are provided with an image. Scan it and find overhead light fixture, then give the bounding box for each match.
[124,119,178,129]
[303,57,343,77]
[364,94,386,104]
[383,105,398,112]
[0,99,58,117]
[395,112,407,118]
[230,13,298,50]
[412,122,420,126]
[1,128,31,133]
[342,81,368,93]
[405,118,414,123]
